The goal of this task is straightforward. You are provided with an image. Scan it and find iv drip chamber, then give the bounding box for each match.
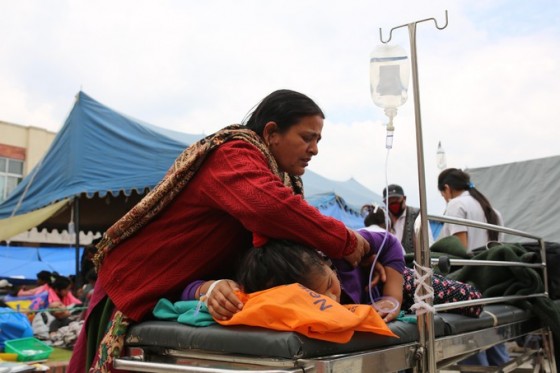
[370,44,410,111]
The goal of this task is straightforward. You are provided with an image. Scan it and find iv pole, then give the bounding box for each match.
[379,11,448,373]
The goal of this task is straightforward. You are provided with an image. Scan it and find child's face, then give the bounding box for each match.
[311,265,341,303]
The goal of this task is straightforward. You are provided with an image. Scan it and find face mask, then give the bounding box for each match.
[388,201,405,217]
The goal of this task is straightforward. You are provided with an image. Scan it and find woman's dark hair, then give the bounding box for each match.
[51,275,72,292]
[243,89,325,136]
[36,270,53,285]
[237,240,328,293]
[361,204,387,229]
[438,168,499,241]
[85,268,98,283]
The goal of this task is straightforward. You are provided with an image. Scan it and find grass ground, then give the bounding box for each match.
[48,347,72,362]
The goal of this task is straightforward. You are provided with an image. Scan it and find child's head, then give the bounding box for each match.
[36,270,54,285]
[237,240,341,302]
[51,275,72,298]
[361,204,387,229]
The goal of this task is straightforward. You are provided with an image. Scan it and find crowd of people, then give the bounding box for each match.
[0,89,511,372]
[0,264,97,351]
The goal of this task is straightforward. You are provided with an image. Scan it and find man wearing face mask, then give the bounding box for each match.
[383,184,421,254]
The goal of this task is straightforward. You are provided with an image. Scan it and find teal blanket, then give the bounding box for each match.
[153,299,216,326]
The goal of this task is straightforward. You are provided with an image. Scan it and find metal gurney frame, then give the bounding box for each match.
[114,217,557,373]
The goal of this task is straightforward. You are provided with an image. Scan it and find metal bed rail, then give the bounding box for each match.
[412,213,555,372]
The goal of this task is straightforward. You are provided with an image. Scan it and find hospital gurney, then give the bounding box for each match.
[115,217,557,373]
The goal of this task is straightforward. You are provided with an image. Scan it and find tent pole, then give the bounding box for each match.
[74,197,81,282]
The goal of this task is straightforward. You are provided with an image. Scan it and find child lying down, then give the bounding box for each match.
[180,230,483,323]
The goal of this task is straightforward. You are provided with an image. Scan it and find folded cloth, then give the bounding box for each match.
[153,299,216,326]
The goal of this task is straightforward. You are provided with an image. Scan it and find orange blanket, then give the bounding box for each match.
[218,283,397,343]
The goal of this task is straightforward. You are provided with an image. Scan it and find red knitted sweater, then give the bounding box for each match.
[98,140,355,321]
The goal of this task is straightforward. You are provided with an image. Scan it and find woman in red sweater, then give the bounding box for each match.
[68,89,372,373]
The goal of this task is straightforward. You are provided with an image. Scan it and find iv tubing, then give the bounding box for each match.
[367,147,392,306]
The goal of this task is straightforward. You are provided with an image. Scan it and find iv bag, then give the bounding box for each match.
[370,45,410,110]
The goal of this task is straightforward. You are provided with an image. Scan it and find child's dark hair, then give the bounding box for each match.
[237,240,328,293]
[361,204,387,229]
[438,168,500,241]
[37,270,54,285]
[51,275,72,292]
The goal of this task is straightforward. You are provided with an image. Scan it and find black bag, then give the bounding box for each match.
[521,241,560,300]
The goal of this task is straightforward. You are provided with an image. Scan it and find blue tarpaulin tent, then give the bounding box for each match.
[0,92,381,246]
[0,246,83,280]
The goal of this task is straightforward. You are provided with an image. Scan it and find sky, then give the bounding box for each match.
[1,0,559,214]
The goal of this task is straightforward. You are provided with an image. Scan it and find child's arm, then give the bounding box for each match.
[181,279,243,320]
[380,267,403,322]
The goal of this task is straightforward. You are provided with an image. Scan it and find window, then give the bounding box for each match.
[0,157,24,203]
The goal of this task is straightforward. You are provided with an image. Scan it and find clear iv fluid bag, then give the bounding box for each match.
[370,45,410,110]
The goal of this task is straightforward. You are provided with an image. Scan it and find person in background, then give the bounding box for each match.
[382,184,425,253]
[79,237,101,288]
[47,275,82,307]
[68,89,371,373]
[361,204,404,257]
[437,167,508,367]
[17,270,56,297]
[437,168,504,253]
[80,268,97,309]
[361,204,388,232]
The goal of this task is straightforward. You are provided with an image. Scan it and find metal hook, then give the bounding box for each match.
[379,10,448,43]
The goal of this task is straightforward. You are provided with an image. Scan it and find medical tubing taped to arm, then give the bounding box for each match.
[410,261,435,315]
[201,280,224,306]
[195,280,224,316]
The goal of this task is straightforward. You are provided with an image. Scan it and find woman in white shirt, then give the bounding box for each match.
[437,168,508,367]
[438,168,503,253]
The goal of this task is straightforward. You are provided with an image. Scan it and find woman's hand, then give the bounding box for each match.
[343,229,370,267]
[203,280,244,320]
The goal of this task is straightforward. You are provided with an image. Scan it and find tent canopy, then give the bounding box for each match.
[467,155,560,243]
[0,245,84,280]
[0,92,381,240]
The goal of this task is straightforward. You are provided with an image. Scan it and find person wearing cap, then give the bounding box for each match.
[0,279,12,289]
[382,184,422,253]
[0,279,13,296]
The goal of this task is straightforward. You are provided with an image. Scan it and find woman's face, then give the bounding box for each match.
[311,265,341,303]
[440,185,453,202]
[265,115,323,176]
[56,286,70,298]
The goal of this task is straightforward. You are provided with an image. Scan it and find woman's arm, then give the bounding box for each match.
[198,141,359,260]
